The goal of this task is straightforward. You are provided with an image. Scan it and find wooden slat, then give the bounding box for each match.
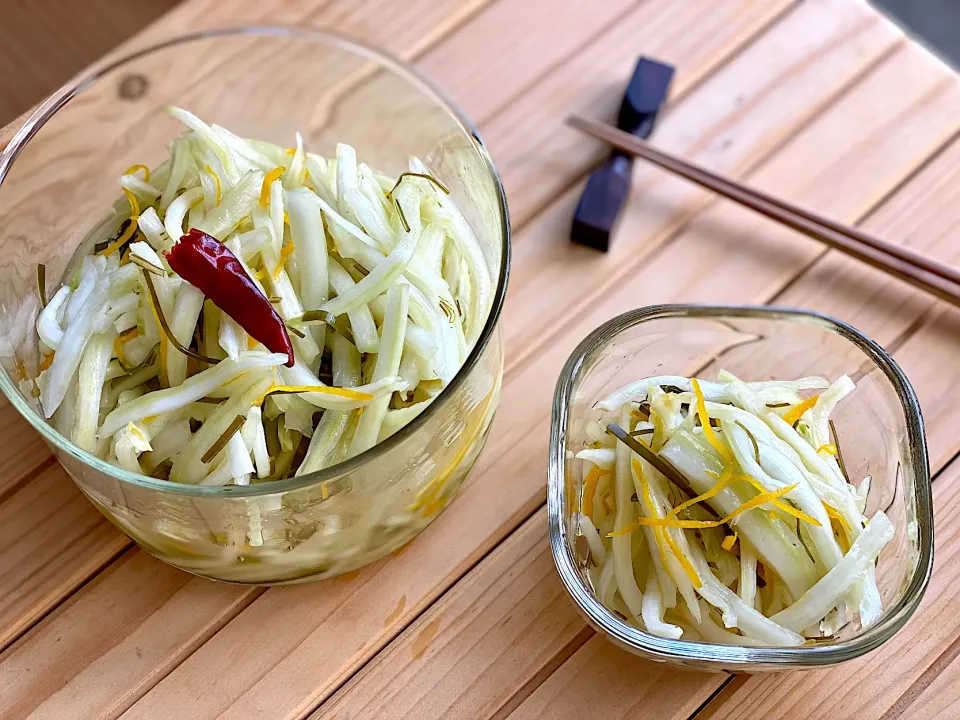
[0,0,493,658]
[0,550,261,720]
[484,0,800,227]
[312,44,960,720]
[320,506,716,720]
[0,395,52,499]
[500,0,904,365]
[316,508,592,720]
[0,464,127,651]
[0,0,181,126]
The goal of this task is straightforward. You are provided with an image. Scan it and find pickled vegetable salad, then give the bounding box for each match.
[33,106,491,485]
[575,373,892,646]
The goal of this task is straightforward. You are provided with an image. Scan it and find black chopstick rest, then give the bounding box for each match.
[571,57,674,251]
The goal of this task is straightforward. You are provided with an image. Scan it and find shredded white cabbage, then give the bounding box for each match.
[576,372,892,646]
[28,106,489,493]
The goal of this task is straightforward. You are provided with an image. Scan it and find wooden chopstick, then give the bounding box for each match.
[567,114,960,310]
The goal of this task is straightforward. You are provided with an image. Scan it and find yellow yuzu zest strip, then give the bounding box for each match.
[667,466,733,518]
[721,533,738,552]
[824,503,853,533]
[611,482,799,536]
[663,527,701,588]
[274,242,295,280]
[123,164,150,182]
[817,443,838,455]
[580,465,609,520]
[204,165,222,206]
[632,458,700,588]
[782,395,820,425]
[122,187,140,218]
[38,352,54,372]
[738,473,821,527]
[253,383,374,408]
[691,378,733,463]
[260,166,286,205]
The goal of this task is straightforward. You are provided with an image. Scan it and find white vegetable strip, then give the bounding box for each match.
[166,106,240,183]
[166,283,205,387]
[171,374,273,484]
[197,170,262,240]
[226,431,254,485]
[218,314,246,360]
[321,214,419,316]
[278,361,403,410]
[349,284,409,456]
[612,407,646,623]
[164,186,203,243]
[327,259,378,354]
[739,542,758,608]
[71,329,116,453]
[285,188,329,340]
[411,157,491,346]
[37,286,71,350]
[577,514,607,566]
[596,376,829,412]
[687,541,804,645]
[378,399,433,442]
[298,333,360,475]
[98,352,287,436]
[643,567,683,639]
[40,273,109,417]
[772,512,894,632]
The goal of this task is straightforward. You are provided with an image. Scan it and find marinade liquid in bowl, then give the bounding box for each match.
[0,28,509,584]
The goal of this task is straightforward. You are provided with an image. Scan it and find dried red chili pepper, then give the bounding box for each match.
[166,229,294,366]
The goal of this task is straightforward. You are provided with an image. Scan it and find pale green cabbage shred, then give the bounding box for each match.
[575,372,893,646]
[33,106,491,487]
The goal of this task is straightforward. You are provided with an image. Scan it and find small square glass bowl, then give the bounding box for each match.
[547,305,933,671]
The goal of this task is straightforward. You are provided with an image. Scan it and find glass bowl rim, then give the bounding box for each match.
[0,25,511,498]
[548,303,933,666]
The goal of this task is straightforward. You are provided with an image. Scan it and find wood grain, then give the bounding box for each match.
[0,0,181,126]
[502,0,905,369]
[484,0,800,228]
[309,42,960,720]
[319,508,591,719]
[0,463,127,652]
[0,550,261,720]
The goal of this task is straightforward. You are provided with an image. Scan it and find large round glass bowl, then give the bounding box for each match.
[549,305,932,670]
[0,27,509,584]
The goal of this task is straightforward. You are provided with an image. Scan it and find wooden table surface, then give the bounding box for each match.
[2,0,960,717]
